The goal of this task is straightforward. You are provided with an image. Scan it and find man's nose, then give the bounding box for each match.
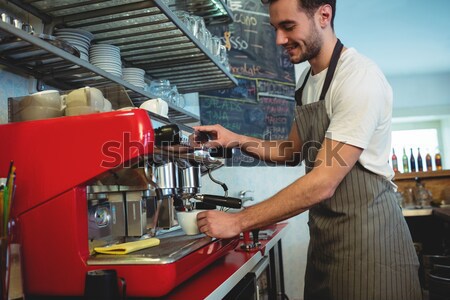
[275,30,288,46]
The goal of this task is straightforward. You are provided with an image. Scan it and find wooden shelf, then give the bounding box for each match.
[393,169,450,181]
[394,170,450,204]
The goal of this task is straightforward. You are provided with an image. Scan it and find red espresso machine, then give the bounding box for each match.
[0,109,239,297]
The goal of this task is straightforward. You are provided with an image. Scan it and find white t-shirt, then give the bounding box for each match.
[296,48,394,180]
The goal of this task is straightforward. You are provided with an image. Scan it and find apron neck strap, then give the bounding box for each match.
[295,38,344,106]
[319,38,343,101]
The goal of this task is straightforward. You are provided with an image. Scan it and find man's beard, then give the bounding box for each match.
[289,23,322,64]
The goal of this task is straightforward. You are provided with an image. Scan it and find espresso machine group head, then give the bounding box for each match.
[152,124,242,210]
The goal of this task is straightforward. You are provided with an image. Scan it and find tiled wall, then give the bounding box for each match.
[0,68,31,124]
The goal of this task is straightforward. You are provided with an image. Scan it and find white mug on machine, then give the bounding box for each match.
[61,87,108,116]
[64,87,105,109]
[139,98,169,118]
[18,90,64,121]
[19,90,62,110]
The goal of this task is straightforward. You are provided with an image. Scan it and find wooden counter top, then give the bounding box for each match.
[402,208,433,217]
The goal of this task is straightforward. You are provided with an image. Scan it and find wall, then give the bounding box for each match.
[388,72,450,109]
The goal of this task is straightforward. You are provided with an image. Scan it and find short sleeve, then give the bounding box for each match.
[325,65,392,149]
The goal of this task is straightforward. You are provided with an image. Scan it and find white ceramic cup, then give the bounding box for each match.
[102,99,112,112]
[20,105,63,121]
[64,87,105,111]
[65,106,99,116]
[176,210,205,235]
[139,98,169,117]
[19,90,62,110]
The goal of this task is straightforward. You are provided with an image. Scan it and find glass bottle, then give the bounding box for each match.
[414,178,432,208]
[402,147,409,173]
[435,149,442,170]
[391,148,398,172]
[410,148,416,172]
[426,150,433,171]
[417,147,423,172]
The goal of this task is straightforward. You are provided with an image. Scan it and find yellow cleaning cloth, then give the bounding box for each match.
[94,238,160,255]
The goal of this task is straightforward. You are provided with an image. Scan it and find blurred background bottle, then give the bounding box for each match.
[425,150,432,171]
[417,147,423,172]
[414,178,432,208]
[402,147,409,173]
[410,148,416,172]
[391,148,398,172]
[435,149,442,170]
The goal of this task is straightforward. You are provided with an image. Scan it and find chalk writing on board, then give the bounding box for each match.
[205,76,295,103]
[199,93,295,140]
[210,5,294,82]
[204,76,257,103]
[257,79,296,98]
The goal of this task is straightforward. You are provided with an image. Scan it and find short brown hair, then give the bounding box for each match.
[262,0,336,29]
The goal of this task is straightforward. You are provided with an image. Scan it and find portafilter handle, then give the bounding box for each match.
[193,194,242,209]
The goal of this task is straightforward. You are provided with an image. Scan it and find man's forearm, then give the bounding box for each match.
[239,136,299,163]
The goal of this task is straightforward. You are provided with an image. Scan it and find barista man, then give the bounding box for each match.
[194,0,422,299]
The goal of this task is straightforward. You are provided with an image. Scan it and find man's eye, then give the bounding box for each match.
[283,25,295,31]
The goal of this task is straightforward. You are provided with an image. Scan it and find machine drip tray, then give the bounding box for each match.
[88,229,216,265]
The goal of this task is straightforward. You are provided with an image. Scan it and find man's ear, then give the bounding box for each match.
[317,4,333,28]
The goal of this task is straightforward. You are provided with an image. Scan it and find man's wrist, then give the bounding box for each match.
[231,133,243,148]
[235,208,250,233]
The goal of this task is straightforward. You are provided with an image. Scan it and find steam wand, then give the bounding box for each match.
[206,166,228,210]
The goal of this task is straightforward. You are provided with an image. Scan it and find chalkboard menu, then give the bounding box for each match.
[200,0,296,166]
[200,78,296,139]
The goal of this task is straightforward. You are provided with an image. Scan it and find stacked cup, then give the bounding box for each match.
[63,87,110,116]
[18,90,64,121]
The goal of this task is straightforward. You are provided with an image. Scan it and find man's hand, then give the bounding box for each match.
[192,124,241,149]
[197,210,242,239]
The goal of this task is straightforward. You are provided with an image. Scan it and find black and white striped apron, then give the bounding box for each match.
[295,40,422,300]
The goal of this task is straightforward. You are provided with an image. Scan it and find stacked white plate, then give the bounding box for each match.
[54,28,94,61]
[122,67,146,89]
[89,44,122,77]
